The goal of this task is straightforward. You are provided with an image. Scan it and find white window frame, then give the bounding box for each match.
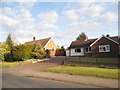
[99,45,110,52]
[75,48,81,53]
[85,47,92,53]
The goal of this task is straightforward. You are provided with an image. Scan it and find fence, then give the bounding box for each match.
[64,56,119,68]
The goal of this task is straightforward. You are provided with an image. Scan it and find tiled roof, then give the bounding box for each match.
[70,38,97,48]
[110,36,119,42]
[25,37,51,47]
[70,36,119,48]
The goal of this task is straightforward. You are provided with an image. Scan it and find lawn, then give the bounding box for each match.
[42,65,119,79]
[66,58,118,64]
[0,61,30,68]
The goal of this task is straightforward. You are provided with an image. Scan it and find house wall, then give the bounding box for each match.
[44,39,57,56]
[91,37,119,57]
[55,50,65,56]
[66,50,70,56]
[84,52,92,57]
[70,48,84,56]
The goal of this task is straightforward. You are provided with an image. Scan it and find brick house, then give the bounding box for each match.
[66,35,120,57]
[25,37,57,56]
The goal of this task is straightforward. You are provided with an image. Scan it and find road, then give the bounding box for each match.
[2,73,100,88]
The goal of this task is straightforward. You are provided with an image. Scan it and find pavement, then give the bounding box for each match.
[3,56,119,88]
[3,72,100,88]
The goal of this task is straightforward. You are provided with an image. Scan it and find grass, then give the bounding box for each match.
[42,65,119,79]
[0,61,30,68]
[66,58,118,64]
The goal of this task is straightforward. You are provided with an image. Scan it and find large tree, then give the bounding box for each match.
[76,32,88,41]
[5,34,15,61]
[6,34,14,51]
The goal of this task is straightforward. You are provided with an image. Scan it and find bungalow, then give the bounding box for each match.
[25,37,57,56]
[66,35,120,57]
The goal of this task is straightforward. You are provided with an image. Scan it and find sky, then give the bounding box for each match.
[0,0,119,48]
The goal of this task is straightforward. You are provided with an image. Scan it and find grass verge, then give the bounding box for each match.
[0,61,30,68]
[42,65,119,79]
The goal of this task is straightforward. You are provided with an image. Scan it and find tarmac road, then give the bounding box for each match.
[2,72,100,88]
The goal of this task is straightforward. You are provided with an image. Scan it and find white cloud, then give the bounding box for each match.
[0,7,16,16]
[100,11,118,22]
[19,2,35,9]
[15,9,35,24]
[78,4,104,18]
[0,14,21,31]
[38,11,59,24]
[54,20,102,40]
[64,9,79,21]
[36,22,58,30]
[13,30,38,43]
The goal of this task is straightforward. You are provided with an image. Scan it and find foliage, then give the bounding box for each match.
[5,34,16,61]
[6,34,14,51]
[13,44,34,61]
[76,32,87,41]
[31,43,46,59]
[0,43,9,61]
[4,52,13,62]
[42,65,118,79]
[56,45,65,51]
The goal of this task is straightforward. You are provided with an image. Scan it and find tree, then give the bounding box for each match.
[13,44,33,61]
[0,43,9,61]
[76,32,88,41]
[6,34,14,51]
[31,43,46,59]
[5,34,16,61]
[56,45,65,51]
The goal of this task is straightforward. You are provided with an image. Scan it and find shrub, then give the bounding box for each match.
[13,44,33,61]
[4,52,13,62]
[31,43,46,59]
[0,43,10,61]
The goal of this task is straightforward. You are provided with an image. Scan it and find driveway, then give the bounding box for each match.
[3,56,65,73]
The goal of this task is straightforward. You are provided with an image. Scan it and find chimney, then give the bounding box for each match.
[33,37,36,41]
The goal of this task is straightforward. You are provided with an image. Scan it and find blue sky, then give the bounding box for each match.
[0,1,118,48]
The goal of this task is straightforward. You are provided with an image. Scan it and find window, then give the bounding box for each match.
[75,48,81,53]
[85,47,92,53]
[99,45,110,52]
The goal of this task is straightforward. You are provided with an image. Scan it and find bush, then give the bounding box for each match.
[13,44,33,61]
[0,43,9,61]
[31,44,46,59]
[4,52,14,62]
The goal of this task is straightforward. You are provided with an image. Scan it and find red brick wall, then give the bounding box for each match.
[91,37,119,57]
[55,51,65,56]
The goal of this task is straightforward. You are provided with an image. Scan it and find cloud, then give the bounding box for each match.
[78,4,104,18]
[0,7,16,16]
[15,9,35,24]
[0,14,21,31]
[36,22,59,30]
[63,9,79,21]
[19,2,35,9]
[38,11,59,24]
[100,11,118,22]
